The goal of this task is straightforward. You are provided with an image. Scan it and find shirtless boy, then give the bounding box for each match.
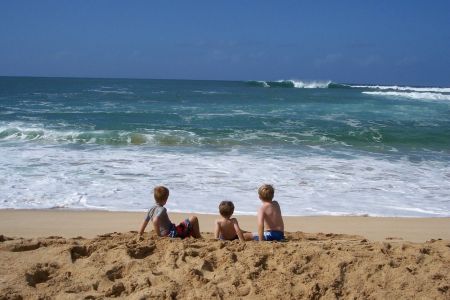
[214,201,245,241]
[244,184,285,241]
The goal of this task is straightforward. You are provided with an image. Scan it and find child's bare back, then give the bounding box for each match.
[215,217,243,240]
[243,184,285,241]
[214,201,245,241]
[260,200,284,232]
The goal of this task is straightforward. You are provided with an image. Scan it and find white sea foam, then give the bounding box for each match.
[343,119,362,128]
[258,81,270,88]
[87,89,134,95]
[254,80,332,88]
[290,80,332,89]
[271,80,331,88]
[0,111,15,115]
[0,124,206,146]
[1,123,342,148]
[353,84,450,93]
[192,90,229,95]
[0,143,449,217]
[363,91,450,101]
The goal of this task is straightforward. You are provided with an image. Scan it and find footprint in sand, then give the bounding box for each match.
[25,262,59,287]
[105,265,124,281]
[69,245,93,262]
[126,242,156,259]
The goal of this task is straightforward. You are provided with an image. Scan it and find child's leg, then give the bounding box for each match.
[189,216,201,238]
[243,232,254,241]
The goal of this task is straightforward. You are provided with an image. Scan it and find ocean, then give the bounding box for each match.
[0,76,449,217]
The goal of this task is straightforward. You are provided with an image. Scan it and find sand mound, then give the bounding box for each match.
[0,232,449,299]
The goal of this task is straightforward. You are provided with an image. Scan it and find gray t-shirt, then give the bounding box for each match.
[145,204,172,236]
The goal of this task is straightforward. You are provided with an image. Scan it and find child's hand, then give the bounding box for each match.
[137,234,144,242]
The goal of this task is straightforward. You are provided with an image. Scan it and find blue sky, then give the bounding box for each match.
[1,1,449,86]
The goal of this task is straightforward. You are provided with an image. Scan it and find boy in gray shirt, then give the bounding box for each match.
[139,186,201,238]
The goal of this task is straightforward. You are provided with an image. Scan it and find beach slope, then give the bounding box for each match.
[1,210,449,299]
[1,231,449,299]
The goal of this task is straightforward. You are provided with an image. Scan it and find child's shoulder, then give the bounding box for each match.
[216,217,238,225]
[151,204,166,209]
[149,204,167,215]
[215,217,227,224]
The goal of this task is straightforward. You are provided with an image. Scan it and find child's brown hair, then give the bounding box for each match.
[219,201,235,218]
[154,186,169,204]
[258,184,274,202]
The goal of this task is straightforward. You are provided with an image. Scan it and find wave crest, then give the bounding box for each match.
[351,85,450,93]
[363,91,450,101]
[0,127,202,146]
[246,80,338,89]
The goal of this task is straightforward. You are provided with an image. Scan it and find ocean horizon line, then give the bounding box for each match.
[1,74,448,89]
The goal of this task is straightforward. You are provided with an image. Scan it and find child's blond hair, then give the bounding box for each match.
[219,201,235,218]
[258,184,274,202]
[154,186,169,204]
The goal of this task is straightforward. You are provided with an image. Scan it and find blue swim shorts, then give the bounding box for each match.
[253,230,285,241]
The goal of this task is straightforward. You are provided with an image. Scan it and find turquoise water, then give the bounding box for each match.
[0,76,449,216]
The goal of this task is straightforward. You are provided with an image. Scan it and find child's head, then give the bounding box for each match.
[154,186,169,205]
[258,184,274,202]
[219,200,235,218]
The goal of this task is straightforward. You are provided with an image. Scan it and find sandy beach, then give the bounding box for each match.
[0,210,449,299]
[2,1,450,298]
[1,210,450,242]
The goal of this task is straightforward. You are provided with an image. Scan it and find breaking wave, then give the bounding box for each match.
[244,81,450,95]
[0,127,202,146]
[363,91,450,101]
[351,85,450,93]
[246,80,348,89]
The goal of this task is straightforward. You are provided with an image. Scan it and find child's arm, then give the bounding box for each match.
[214,220,220,239]
[152,216,161,237]
[232,219,245,241]
[139,220,149,235]
[257,207,265,241]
